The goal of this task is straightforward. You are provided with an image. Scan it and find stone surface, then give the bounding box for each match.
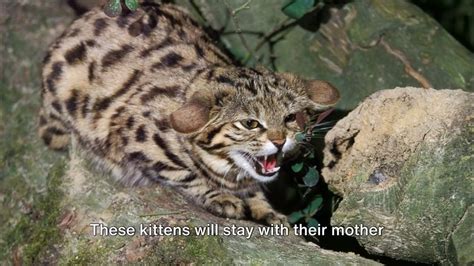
[322,87,473,264]
[177,0,474,110]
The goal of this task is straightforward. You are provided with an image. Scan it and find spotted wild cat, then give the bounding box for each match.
[38,2,340,224]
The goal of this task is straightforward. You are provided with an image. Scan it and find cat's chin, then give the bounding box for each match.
[250,172,279,183]
[229,151,280,183]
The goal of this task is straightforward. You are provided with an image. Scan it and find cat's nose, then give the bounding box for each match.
[271,138,286,151]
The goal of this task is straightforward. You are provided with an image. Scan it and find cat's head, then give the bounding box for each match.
[170,67,340,182]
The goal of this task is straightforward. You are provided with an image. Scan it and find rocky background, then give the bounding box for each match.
[0,0,472,265]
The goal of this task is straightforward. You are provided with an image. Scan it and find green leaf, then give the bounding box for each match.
[281,0,316,19]
[291,162,304,172]
[125,0,139,11]
[295,132,305,142]
[104,0,122,17]
[288,211,304,223]
[304,195,323,217]
[307,218,319,228]
[303,167,319,187]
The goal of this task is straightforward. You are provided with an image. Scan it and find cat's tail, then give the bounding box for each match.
[38,108,70,150]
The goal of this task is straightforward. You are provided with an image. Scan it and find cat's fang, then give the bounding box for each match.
[268,166,280,174]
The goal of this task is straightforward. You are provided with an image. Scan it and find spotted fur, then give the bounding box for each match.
[39,3,339,224]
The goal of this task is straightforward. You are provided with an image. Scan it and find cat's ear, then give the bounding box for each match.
[304,79,340,106]
[279,73,340,106]
[170,85,234,133]
[170,98,211,133]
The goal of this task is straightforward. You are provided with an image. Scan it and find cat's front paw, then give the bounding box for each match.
[263,211,289,226]
[207,194,245,219]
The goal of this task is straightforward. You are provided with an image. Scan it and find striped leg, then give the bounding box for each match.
[182,183,245,219]
[245,191,288,225]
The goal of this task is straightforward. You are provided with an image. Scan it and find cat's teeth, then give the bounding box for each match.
[270,166,281,173]
[264,155,268,162]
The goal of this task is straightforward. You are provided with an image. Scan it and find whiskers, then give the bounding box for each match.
[304,120,336,140]
[239,152,255,179]
[228,151,258,181]
[294,120,336,155]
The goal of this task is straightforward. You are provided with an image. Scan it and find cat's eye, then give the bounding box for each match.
[242,119,261,129]
[285,113,296,123]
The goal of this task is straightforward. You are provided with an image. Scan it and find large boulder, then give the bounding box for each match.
[322,87,473,264]
[176,0,474,109]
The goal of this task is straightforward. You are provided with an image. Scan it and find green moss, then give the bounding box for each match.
[63,240,109,265]
[145,233,232,265]
[0,161,65,265]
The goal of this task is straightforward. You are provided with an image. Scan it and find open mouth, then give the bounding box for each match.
[230,150,287,181]
[252,153,282,177]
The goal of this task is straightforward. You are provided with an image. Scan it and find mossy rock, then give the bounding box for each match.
[322,87,473,264]
[176,0,474,110]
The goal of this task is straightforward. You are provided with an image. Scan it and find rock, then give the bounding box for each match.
[322,87,473,264]
[176,0,474,110]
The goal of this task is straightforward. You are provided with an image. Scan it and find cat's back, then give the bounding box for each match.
[41,3,230,102]
[39,3,231,151]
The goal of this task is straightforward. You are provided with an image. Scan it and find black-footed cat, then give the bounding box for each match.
[39,2,340,224]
